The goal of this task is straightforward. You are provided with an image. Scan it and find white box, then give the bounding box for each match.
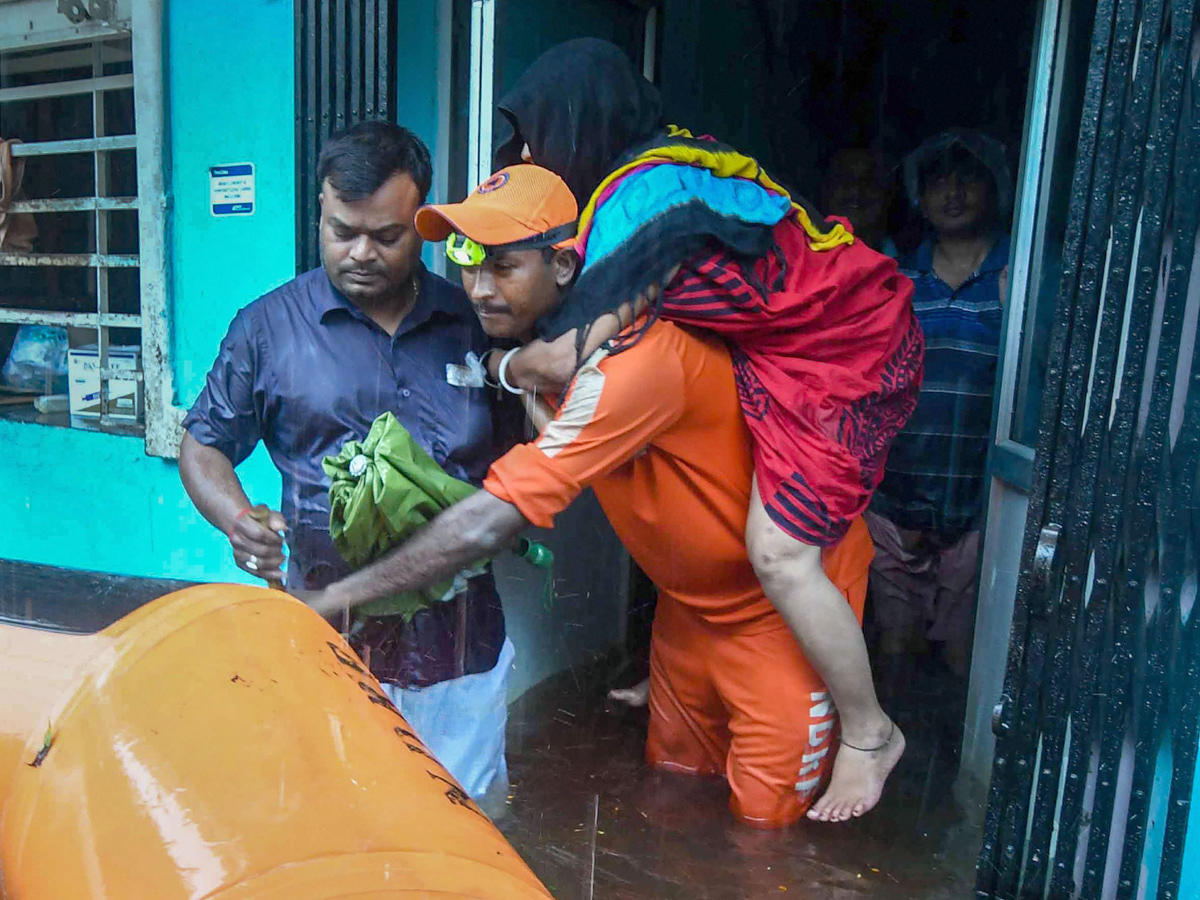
[68,345,142,420]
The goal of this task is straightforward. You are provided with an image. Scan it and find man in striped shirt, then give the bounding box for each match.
[867,130,1011,679]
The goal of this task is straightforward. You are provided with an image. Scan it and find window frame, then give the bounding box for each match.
[988,0,1074,492]
[0,0,181,457]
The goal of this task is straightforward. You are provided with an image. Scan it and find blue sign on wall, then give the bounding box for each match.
[209,163,255,216]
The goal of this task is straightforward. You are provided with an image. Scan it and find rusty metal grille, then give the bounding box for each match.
[294,0,396,273]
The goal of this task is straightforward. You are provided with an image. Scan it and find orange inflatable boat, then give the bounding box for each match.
[0,584,552,899]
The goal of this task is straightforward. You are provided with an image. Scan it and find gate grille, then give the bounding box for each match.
[294,0,396,273]
[978,0,1200,897]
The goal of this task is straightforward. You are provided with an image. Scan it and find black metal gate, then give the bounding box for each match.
[978,0,1200,897]
[294,0,396,273]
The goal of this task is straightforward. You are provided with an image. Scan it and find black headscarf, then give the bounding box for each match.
[494,39,665,206]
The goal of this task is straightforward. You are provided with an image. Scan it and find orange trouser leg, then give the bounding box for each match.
[645,597,729,777]
[723,570,869,828]
[644,568,869,828]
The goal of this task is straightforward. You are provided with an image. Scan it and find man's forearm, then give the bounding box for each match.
[179,431,250,534]
[325,489,528,611]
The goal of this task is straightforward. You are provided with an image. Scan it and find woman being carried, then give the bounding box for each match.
[495,39,924,823]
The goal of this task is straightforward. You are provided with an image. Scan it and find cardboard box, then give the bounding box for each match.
[68,345,142,420]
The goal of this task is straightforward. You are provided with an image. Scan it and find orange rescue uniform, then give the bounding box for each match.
[484,321,873,827]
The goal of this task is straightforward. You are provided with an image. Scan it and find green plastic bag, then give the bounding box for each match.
[324,412,554,620]
[323,412,483,619]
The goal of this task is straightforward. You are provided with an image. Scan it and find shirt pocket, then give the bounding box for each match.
[418,377,494,475]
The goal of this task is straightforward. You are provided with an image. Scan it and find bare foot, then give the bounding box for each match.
[608,678,650,708]
[806,718,905,823]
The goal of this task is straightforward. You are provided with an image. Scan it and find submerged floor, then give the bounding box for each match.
[2,560,981,899]
[500,651,980,900]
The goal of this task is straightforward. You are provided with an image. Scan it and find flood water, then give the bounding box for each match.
[500,650,980,899]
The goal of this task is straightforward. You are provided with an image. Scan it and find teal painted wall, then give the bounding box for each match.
[1182,740,1200,896]
[394,0,445,272]
[0,0,294,584]
[394,0,441,168]
[170,0,298,406]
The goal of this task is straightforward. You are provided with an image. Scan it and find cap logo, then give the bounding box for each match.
[476,172,510,194]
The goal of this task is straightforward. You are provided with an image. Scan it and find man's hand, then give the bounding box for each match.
[290,585,343,618]
[499,264,682,393]
[501,330,580,393]
[179,434,289,586]
[227,504,287,583]
[303,491,528,615]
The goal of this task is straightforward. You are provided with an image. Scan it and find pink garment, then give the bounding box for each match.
[864,510,982,653]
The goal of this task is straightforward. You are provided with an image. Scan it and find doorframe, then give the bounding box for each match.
[467,0,496,191]
[990,0,1071,493]
[959,0,1068,797]
[465,0,661,193]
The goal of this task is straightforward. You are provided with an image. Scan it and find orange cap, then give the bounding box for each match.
[415,165,578,248]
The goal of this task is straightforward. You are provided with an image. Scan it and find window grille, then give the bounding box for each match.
[0,0,178,456]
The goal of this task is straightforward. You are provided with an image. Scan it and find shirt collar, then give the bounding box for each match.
[314,265,473,332]
[912,238,936,273]
[910,232,1010,277]
[981,234,1011,274]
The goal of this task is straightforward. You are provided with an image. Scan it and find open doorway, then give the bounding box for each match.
[474,0,1044,896]
[653,0,1040,812]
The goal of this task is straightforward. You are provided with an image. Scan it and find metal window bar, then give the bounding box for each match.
[0,33,141,429]
[294,0,396,273]
[0,309,139,327]
[0,43,131,77]
[0,71,132,104]
[8,134,136,155]
[92,38,111,425]
[6,196,138,212]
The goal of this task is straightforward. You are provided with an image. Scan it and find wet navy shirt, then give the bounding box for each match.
[184,266,504,685]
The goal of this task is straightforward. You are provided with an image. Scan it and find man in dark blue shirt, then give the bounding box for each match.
[179,122,511,809]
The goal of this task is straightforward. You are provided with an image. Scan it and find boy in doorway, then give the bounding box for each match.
[819,148,900,258]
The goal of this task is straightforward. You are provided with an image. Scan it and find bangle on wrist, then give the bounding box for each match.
[498,347,528,395]
[480,348,502,389]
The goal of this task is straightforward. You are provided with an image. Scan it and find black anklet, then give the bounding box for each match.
[838,720,896,753]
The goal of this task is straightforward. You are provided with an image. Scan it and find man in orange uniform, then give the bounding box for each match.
[303,165,875,827]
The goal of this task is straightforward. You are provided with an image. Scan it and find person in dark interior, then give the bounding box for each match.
[819,148,900,258]
[177,122,512,813]
[867,128,1013,680]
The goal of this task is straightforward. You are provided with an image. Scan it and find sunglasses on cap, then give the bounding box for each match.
[445,222,577,268]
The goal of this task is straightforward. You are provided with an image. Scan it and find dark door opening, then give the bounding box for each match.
[483,1,1045,898]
